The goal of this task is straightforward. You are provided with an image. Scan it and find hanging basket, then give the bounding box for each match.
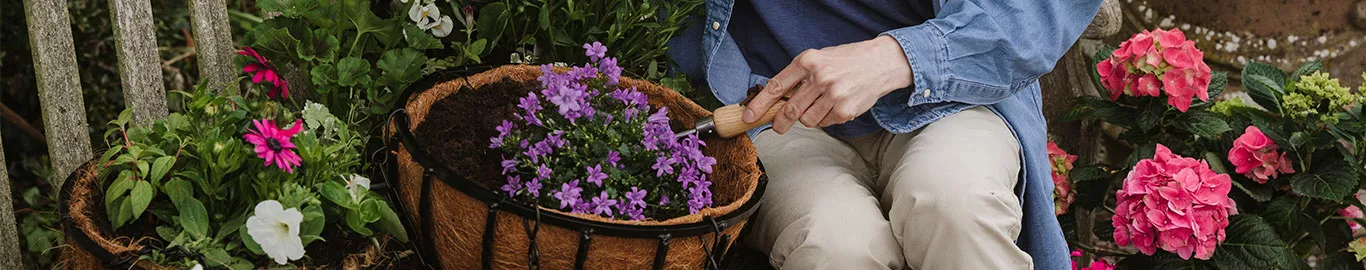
[58,159,387,269]
[386,65,766,270]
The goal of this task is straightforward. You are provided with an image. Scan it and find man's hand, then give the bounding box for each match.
[744,35,914,134]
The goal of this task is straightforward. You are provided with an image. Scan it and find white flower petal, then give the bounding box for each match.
[422,4,441,21]
[191,264,203,270]
[246,200,306,265]
[431,16,454,38]
[408,2,424,23]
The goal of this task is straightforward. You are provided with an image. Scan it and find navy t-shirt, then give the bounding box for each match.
[729,0,935,138]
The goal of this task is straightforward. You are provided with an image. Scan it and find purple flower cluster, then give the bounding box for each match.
[489,43,716,221]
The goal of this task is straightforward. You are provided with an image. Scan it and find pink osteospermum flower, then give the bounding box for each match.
[237,47,291,99]
[244,119,304,173]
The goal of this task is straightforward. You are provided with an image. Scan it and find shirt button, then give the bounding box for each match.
[712,21,721,30]
[922,89,932,97]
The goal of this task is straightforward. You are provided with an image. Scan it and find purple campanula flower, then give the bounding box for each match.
[501,175,523,197]
[585,164,608,187]
[525,177,542,197]
[625,187,647,208]
[489,136,504,149]
[496,120,516,137]
[536,164,552,180]
[600,57,622,85]
[546,130,567,148]
[695,156,717,174]
[573,201,593,214]
[590,191,617,216]
[624,107,640,119]
[688,195,707,214]
[648,107,670,125]
[606,151,621,167]
[518,92,542,114]
[501,158,517,175]
[652,155,675,177]
[537,64,556,87]
[659,195,670,205]
[552,180,583,210]
[583,41,607,62]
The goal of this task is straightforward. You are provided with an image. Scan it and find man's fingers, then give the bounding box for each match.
[745,51,813,123]
[801,97,835,128]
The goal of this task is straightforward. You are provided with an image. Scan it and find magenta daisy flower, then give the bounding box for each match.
[237,47,291,99]
[244,119,304,173]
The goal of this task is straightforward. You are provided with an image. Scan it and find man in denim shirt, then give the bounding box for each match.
[668,0,1102,269]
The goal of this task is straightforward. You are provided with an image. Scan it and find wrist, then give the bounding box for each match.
[871,35,914,95]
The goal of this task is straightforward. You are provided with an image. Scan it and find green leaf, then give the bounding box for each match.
[345,209,374,236]
[177,197,209,239]
[1070,165,1113,210]
[1211,215,1308,270]
[1207,71,1228,100]
[318,181,355,208]
[310,63,338,86]
[1229,178,1273,202]
[375,200,409,243]
[300,205,325,245]
[249,27,300,57]
[129,180,154,220]
[1153,252,1218,270]
[105,172,134,205]
[403,24,444,50]
[1288,61,1323,83]
[336,57,372,87]
[149,156,174,183]
[377,48,427,89]
[360,199,382,223]
[477,2,509,44]
[1184,112,1233,138]
[466,39,488,57]
[317,29,341,62]
[1289,161,1358,202]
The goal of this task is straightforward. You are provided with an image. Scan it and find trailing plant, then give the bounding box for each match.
[97,80,407,268]
[490,43,716,221]
[1059,27,1366,268]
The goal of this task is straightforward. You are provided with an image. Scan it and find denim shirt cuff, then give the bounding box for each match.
[881,25,948,107]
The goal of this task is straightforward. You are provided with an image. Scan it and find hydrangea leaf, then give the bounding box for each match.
[1211,215,1308,270]
[1152,251,1218,270]
[1288,61,1323,83]
[1183,111,1233,138]
[1245,75,1284,113]
[1289,162,1358,202]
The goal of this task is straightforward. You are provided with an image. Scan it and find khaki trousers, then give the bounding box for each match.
[746,106,1031,270]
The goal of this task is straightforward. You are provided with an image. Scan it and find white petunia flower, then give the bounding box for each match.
[428,15,454,38]
[409,3,440,27]
[190,264,203,270]
[246,200,305,265]
[344,174,371,201]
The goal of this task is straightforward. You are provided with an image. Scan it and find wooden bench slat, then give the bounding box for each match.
[109,0,169,126]
[0,133,23,270]
[190,0,237,94]
[25,0,94,189]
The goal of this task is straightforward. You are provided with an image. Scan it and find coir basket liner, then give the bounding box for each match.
[58,159,384,269]
[387,65,766,269]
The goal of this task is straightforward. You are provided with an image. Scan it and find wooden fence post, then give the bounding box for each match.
[0,132,22,270]
[190,0,238,94]
[25,0,94,189]
[109,0,168,126]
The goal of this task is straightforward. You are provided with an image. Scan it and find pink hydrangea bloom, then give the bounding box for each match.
[1070,249,1116,270]
[1342,205,1364,234]
[1049,141,1078,215]
[244,119,304,173]
[1227,126,1295,184]
[1112,144,1235,260]
[1095,28,1212,112]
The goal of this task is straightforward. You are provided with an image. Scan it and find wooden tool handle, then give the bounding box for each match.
[712,100,787,138]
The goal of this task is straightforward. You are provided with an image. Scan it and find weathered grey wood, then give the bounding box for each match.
[1082,0,1122,39]
[25,0,94,189]
[0,130,23,270]
[189,0,238,94]
[109,0,168,126]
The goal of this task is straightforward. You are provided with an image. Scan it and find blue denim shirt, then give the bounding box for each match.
[667,1,1101,269]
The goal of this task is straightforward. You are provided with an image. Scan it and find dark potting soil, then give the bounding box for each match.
[413,78,537,188]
